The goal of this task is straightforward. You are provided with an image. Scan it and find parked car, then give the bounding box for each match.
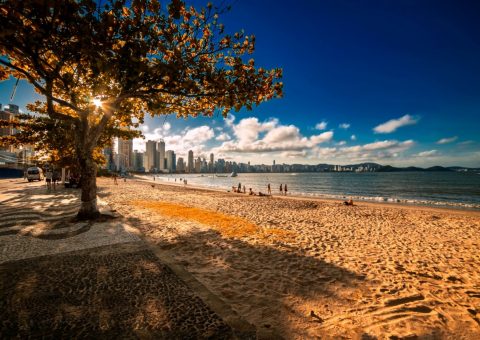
[26,167,44,182]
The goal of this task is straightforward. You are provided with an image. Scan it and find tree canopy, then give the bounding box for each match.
[0,0,283,219]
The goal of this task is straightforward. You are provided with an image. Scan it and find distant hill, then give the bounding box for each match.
[377,165,453,172]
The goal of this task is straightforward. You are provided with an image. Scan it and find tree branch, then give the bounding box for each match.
[0,59,82,113]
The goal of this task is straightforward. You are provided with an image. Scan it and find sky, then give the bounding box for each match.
[1,0,479,167]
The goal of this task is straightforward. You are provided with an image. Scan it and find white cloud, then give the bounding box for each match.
[133,125,214,157]
[337,141,347,146]
[314,139,415,162]
[458,140,474,146]
[225,113,235,127]
[339,123,350,129]
[416,150,439,157]
[309,131,334,144]
[351,134,356,141]
[315,121,327,130]
[216,132,231,141]
[215,117,333,154]
[373,114,418,134]
[437,136,458,144]
[184,126,215,143]
[232,117,278,144]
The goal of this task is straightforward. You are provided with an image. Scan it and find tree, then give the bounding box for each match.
[0,101,140,168]
[0,0,283,219]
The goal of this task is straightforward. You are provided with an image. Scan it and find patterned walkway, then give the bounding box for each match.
[0,179,243,338]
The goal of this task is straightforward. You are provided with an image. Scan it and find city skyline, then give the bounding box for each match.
[1,1,480,167]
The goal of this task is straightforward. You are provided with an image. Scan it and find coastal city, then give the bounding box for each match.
[1,1,480,339]
[0,102,379,174]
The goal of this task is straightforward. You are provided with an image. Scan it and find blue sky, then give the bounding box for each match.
[1,0,479,167]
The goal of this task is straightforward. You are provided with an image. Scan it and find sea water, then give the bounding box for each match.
[156,172,480,210]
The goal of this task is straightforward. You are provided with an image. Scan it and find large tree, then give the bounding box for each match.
[0,0,283,219]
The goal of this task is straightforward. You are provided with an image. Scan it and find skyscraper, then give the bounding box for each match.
[145,140,157,172]
[157,140,165,171]
[133,150,144,172]
[176,157,184,172]
[166,150,176,173]
[118,138,133,170]
[209,153,214,172]
[188,150,194,173]
[195,156,202,173]
[0,104,17,152]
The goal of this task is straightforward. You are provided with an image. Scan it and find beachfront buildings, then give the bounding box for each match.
[187,150,194,173]
[144,140,156,172]
[0,104,19,153]
[157,140,165,171]
[117,138,133,171]
[166,150,176,172]
[176,157,185,172]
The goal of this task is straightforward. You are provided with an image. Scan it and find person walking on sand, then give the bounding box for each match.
[243,185,246,193]
[267,183,271,195]
[238,182,241,193]
[279,183,283,195]
[284,184,288,196]
[45,169,53,190]
[113,172,118,185]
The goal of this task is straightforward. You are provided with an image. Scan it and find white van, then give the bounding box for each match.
[26,167,44,182]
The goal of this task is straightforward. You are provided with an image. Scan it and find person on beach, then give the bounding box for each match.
[267,183,271,195]
[113,173,118,185]
[249,188,255,195]
[45,169,53,190]
[243,185,246,193]
[343,198,354,206]
[238,183,241,193]
[279,183,283,195]
[52,170,58,189]
[284,184,288,196]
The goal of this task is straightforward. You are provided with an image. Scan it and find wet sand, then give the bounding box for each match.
[99,177,480,339]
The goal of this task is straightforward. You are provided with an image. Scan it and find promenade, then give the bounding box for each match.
[0,179,254,339]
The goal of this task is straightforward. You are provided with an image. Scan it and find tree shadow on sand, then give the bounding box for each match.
[121,212,370,338]
[0,242,235,338]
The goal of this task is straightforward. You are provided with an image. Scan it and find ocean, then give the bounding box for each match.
[155,171,480,210]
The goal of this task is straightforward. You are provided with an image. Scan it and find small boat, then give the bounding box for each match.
[230,172,238,177]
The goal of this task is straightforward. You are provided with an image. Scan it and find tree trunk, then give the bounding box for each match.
[77,152,100,220]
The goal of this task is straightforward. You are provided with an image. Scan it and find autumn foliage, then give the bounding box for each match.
[0,0,283,219]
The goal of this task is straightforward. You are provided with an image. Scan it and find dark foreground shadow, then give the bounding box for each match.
[0,242,234,339]
[122,212,367,338]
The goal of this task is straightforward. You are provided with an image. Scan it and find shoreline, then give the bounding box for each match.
[134,175,480,216]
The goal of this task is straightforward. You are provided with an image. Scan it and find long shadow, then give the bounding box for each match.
[0,185,89,239]
[121,212,367,338]
[0,241,234,338]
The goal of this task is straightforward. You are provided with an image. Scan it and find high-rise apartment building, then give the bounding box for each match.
[209,153,214,172]
[145,140,157,172]
[195,156,202,173]
[117,138,133,170]
[157,140,165,171]
[188,150,194,173]
[166,150,176,173]
[0,104,18,152]
[133,150,144,171]
[176,157,184,172]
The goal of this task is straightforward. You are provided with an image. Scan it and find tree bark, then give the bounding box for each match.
[77,151,100,220]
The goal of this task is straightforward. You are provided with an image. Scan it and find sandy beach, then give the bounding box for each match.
[97,177,480,339]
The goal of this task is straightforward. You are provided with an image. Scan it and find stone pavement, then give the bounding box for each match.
[0,179,255,339]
